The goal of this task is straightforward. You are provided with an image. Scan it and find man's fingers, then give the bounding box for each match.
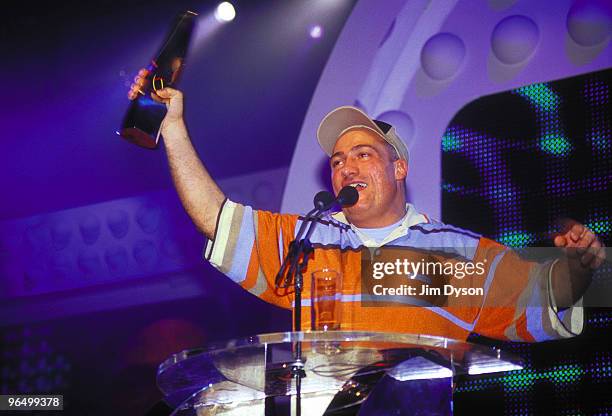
[148,88,181,104]
[569,223,584,242]
[584,241,606,269]
[579,238,599,266]
[592,245,606,269]
[133,75,147,87]
[126,69,151,100]
[127,83,145,100]
[155,88,170,98]
[128,84,139,100]
[576,230,595,255]
[155,88,181,99]
[555,218,606,271]
[155,87,173,97]
[150,92,165,104]
[554,235,567,247]
[554,218,581,244]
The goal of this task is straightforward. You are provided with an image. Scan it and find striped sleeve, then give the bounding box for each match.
[547,259,584,338]
[204,199,299,309]
[472,239,584,342]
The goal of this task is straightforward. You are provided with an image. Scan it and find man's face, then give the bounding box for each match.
[330,128,407,228]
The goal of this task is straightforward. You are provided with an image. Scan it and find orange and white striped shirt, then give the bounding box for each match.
[205,200,583,342]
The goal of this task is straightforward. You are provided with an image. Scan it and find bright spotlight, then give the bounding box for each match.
[215,2,236,23]
[309,24,323,39]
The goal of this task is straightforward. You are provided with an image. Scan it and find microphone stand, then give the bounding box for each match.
[269,187,356,415]
[274,203,331,416]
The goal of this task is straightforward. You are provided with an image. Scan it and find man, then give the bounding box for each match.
[128,71,605,342]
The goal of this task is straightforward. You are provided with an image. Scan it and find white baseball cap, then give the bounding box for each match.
[316,106,409,162]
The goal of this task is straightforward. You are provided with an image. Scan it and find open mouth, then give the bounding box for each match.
[347,182,368,191]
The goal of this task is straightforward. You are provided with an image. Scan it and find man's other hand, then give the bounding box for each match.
[553,219,606,270]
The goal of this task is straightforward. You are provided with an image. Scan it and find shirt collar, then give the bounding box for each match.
[331,203,430,246]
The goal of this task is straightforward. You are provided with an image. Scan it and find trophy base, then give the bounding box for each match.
[118,127,159,149]
[118,93,166,149]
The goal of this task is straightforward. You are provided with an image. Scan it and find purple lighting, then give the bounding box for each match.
[309,24,323,39]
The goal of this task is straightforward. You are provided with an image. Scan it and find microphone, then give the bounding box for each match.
[313,191,335,210]
[336,186,359,207]
[312,187,359,213]
[275,187,358,288]
[293,188,353,256]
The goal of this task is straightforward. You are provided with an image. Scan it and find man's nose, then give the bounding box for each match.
[341,160,358,178]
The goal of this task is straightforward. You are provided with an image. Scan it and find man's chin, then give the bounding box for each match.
[342,203,369,222]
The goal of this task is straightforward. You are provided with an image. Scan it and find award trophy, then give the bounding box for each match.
[118,10,197,149]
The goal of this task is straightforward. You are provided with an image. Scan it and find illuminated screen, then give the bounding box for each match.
[443,69,612,415]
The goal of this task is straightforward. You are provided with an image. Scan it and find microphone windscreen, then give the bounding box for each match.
[313,191,335,210]
[337,186,359,207]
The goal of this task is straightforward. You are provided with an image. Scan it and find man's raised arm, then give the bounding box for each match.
[128,69,225,239]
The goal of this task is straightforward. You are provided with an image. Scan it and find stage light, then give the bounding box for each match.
[309,24,323,39]
[215,2,236,23]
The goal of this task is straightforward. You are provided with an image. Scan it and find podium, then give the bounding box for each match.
[157,331,522,415]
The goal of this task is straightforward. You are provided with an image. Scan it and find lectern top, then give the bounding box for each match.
[157,331,522,411]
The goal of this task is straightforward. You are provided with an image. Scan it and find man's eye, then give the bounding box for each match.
[331,160,342,167]
[358,152,370,158]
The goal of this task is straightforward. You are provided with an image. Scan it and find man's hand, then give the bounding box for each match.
[551,219,606,308]
[553,220,606,270]
[127,68,184,128]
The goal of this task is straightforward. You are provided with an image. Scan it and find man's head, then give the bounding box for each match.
[317,106,409,228]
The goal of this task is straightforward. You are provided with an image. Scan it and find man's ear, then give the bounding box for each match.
[394,159,408,181]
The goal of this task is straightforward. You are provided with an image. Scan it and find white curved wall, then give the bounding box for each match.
[281,0,612,219]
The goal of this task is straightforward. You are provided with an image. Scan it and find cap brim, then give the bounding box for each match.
[317,106,387,156]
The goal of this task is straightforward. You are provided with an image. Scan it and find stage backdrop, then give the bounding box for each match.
[446,68,612,416]
[280,0,611,413]
[282,0,612,219]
